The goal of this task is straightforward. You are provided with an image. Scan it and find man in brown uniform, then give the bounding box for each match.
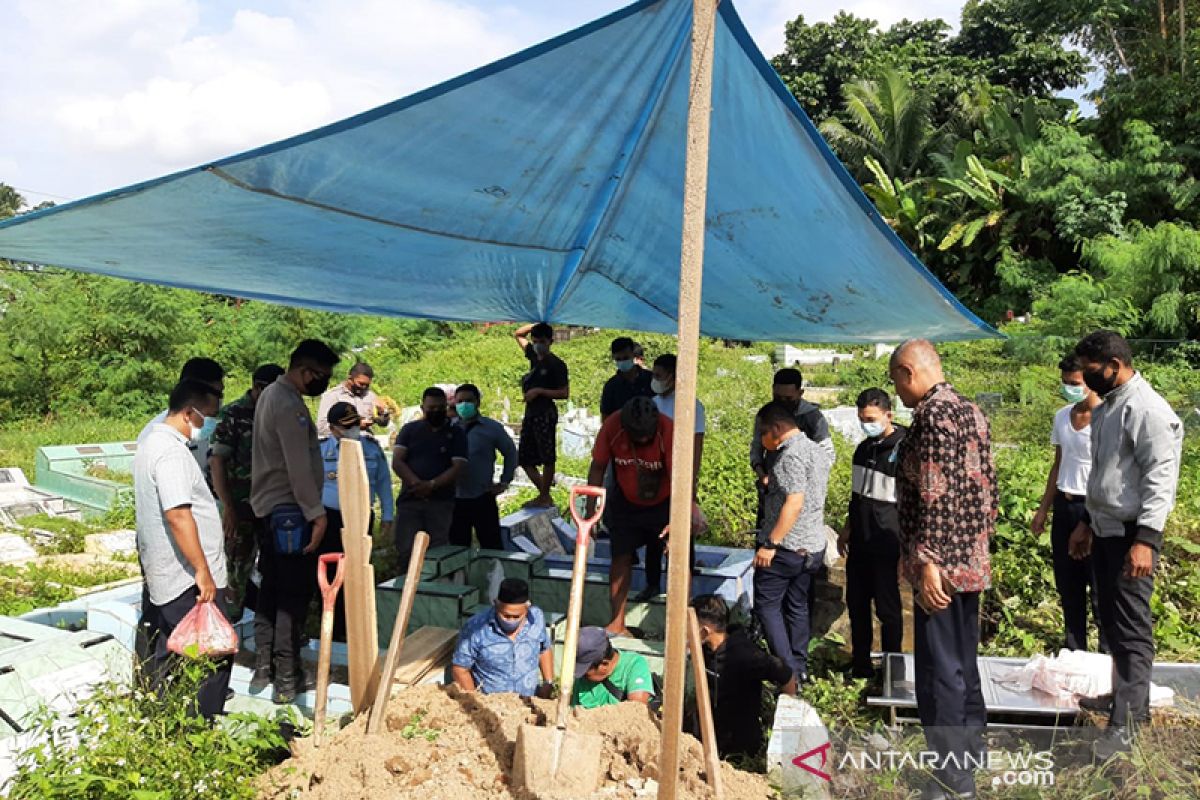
[890,339,997,800]
[250,339,340,703]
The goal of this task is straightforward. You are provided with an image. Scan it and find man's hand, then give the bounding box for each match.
[1031,509,1048,537]
[535,682,557,700]
[523,387,543,403]
[379,520,394,541]
[757,472,769,489]
[489,482,510,497]
[753,546,776,569]
[411,480,434,499]
[837,529,850,558]
[195,567,217,604]
[303,514,328,554]
[918,563,951,613]
[1068,522,1093,560]
[221,504,239,543]
[1125,542,1155,578]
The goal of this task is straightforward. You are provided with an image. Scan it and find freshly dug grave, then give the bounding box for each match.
[259,684,775,800]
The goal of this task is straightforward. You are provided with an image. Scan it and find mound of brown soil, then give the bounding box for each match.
[259,684,775,799]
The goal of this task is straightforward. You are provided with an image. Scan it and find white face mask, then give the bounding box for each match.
[650,378,670,395]
[861,421,886,439]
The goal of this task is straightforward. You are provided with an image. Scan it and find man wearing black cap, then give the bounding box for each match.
[209,363,285,619]
[571,626,655,708]
[319,402,394,640]
[451,578,555,697]
[586,397,675,635]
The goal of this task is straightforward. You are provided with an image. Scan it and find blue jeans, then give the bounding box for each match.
[753,548,824,678]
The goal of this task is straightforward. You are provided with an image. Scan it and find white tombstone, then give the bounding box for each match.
[766,694,834,798]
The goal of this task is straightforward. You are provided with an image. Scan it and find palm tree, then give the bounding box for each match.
[819,68,941,181]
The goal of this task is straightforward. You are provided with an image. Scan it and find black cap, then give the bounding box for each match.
[327,401,362,429]
[496,578,530,605]
[252,363,285,386]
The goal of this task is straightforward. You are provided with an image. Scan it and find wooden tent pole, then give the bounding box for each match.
[658,1,717,798]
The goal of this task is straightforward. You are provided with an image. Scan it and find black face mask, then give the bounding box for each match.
[426,410,447,427]
[304,373,331,397]
[1082,364,1119,397]
[349,383,369,397]
[773,395,800,412]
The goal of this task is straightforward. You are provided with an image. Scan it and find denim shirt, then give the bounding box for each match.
[452,605,550,696]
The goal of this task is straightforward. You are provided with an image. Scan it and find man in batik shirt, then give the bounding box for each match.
[890,339,997,800]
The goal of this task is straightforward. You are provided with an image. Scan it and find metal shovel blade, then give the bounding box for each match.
[513,722,603,798]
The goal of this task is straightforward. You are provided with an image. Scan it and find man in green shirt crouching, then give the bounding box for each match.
[571,627,655,708]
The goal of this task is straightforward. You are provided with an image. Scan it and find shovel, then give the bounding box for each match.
[313,552,345,747]
[513,485,606,798]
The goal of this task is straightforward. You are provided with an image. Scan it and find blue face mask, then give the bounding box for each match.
[614,359,635,372]
[456,401,478,420]
[861,421,886,439]
[1060,383,1087,404]
[495,611,524,634]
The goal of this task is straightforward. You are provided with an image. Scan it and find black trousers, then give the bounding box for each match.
[140,586,233,720]
[845,548,903,676]
[914,591,986,796]
[318,507,372,643]
[754,548,824,678]
[1092,524,1157,727]
[449,494,503,550]
[253,521,316,677]
[1050,493,1106,652]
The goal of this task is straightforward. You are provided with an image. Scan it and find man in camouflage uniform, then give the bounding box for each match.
[209,363,285,617]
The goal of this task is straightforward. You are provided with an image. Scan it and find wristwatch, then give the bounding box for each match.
[759,540,779,550]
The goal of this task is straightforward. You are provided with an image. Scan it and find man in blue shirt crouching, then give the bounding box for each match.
[451,578,556,698]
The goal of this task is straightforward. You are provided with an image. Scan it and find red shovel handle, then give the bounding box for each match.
[569,485,606,545]
[317,553,346,609]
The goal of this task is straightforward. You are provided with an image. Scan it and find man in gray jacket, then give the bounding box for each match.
[1068,330,1183,760]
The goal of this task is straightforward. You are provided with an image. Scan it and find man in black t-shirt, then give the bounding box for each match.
[514,323,570,508]
[392,387,468,570]
[600,337,654,421]
[692,594,796,759]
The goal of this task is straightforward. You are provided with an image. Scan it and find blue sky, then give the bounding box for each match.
[1,0,981,204]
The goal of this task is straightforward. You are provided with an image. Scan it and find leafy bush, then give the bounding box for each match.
[7,660,287,800]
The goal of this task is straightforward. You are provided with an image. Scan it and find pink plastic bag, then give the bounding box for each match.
[167,601,238,657]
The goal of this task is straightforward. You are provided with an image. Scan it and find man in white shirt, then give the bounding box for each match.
[136,357,226,473]
[1031,353,1106,654]
[134,379,230,719]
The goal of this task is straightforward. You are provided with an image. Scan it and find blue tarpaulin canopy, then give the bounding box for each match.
[0,0,996,342]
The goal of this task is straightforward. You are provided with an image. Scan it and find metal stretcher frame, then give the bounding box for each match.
[866,653,1200,727]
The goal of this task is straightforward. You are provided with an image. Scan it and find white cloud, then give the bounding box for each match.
[2,0,965,200]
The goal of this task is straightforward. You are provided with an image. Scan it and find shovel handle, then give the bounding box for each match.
[569,485,606,543]
[317,553,346,609]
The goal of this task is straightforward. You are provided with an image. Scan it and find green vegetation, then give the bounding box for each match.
[7,660,289,800]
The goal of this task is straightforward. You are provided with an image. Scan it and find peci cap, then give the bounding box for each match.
[327,401,362,429]
[573,626,611,679]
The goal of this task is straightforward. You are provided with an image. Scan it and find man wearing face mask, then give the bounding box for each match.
[691,594,796,759]
[600,337,655,421]
[451,578,555,697]
[134,379,230,719]
[137,357,226,474]
[450,384,517,550]
[753,402,832,685]
[250,339,340,702]
[316,361,390,440]
[1066,331,1183,761]
[838,388,906,681]
[208,363,285,620]
[514,322,570,508]
[392,387,468,570]
[1030,355,1107,655]
[586,397,674,635]
[319,402,394,640]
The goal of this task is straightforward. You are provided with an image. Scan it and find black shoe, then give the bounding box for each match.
[633,585,661,603]
[295,664,317,694]
[1078,693,1113,714]
[919,780,975,800]
[1092,725,1134,762]
[249,664,272,693]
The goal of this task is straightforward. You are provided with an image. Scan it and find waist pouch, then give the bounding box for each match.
[270,505,311,555]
